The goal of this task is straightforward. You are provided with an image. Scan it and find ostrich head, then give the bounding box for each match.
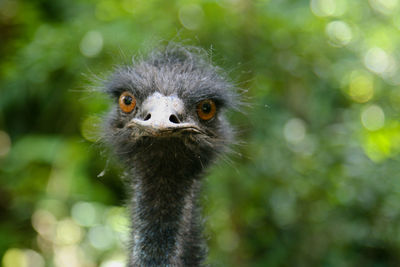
[103,45,236,173]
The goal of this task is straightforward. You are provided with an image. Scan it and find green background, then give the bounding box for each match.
[1,0,400,266]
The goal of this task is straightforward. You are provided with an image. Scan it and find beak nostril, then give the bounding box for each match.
[144,114,151,121]
[169,114,180,124]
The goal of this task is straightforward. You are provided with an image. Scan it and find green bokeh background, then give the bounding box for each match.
[1,0,400,266]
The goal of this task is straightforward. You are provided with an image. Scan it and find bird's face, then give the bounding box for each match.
[102,47,236,170]
[105,88,229,161]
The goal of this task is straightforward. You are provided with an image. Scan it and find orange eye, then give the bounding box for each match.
[196,99,217,121]
[119,91,136,113]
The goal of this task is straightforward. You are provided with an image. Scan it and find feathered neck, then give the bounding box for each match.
[127,140,210,266]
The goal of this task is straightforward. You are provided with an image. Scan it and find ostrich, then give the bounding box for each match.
[101,45,237,266]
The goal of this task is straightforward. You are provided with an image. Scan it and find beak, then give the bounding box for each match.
[126,93,201,136]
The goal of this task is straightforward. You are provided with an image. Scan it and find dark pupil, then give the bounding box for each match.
[123,96,132,105]
[202,102,212,114]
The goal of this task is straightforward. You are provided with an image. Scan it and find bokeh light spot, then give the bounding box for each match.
[71,201,98,227]
[178,4,204,30]
[362,126,399,162]
[32,209,57,241]
[101,259,125,267]
[361,105,385,131]
[100,254,126,267]
[325,20,352,47]
[1,249,45,267]
[54,246,81,267]
[369,0,399,15]
[0,130,11,157]
[284,118,306,144]
[55,219,83,246]
[24,250,45,267]
[289,135,317,156]
[106,207,129,233]
[364,47,390,74]
[348,72,374,103]
[80,31,104,58]
[89,225,115,250]
[81,115,102,142]
[310,0,336,17]
[2,249,25,267]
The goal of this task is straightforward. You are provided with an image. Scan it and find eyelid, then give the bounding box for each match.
[109,85,133,95]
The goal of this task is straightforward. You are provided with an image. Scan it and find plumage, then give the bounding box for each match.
[101,44,237,266]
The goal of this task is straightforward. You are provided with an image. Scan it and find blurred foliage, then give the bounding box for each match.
[1,0,400,266]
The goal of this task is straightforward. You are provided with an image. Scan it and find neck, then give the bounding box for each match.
[128,156,207,267]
